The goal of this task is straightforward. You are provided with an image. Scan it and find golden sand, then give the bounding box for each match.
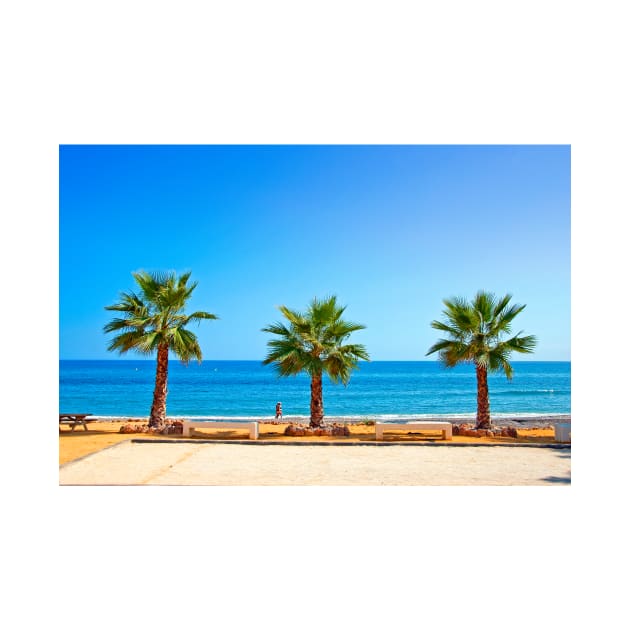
[59,420,556,465]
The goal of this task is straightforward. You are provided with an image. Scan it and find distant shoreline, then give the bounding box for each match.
[86,413,570,427]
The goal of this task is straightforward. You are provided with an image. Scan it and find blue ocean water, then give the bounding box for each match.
[59,360,570,420]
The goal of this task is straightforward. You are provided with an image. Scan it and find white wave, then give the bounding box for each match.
[87,411,570,423]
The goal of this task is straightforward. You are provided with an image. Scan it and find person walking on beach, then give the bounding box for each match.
[275,402,283,420]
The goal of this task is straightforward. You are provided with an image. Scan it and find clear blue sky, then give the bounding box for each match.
[59,145,570,361]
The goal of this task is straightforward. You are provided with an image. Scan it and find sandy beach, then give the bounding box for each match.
[59,419,570,485]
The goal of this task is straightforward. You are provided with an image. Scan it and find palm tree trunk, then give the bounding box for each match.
[149,343,169,428]
[310,372,324,427]
[475,363,491,429]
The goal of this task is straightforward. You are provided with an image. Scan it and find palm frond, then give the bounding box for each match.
[488,346,514,378]
[493,293,513,319]
[339,343,370,362]
[426,338,454,356]
[133,331,162,354]
[183,311,219,326]
[262,296,369,384]
[104,271,216,361]
[430,320,464,338]
[442,298,477,333]
[133,270,165,303]
[107,331,153,355]
[261,321,293,337]
[327,320,366,338]
[278,305,304,327]
[170,327,202,364]
[103,317,142,334]
[322,354,353,385]
[473,290,496,324]
[502,333,537,354]
[428,290,536,380]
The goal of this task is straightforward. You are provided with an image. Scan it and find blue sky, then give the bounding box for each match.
[59,145,570,361]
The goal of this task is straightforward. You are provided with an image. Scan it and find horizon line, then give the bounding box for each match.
[59,358,571,363]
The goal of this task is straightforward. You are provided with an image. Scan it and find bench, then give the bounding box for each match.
[181,421,259,439]
[554,423,571,443]
[375,421,453,441]
[59,413,95,432]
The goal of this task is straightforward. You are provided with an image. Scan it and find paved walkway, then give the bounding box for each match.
[59,440,571,485]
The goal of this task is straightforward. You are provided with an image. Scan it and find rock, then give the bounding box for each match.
[119,423,149,434]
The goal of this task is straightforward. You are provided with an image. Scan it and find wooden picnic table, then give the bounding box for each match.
[59,413,95,431]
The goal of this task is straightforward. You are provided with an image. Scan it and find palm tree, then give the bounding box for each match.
[262,296,370,427]
[104,271,218,428]
[426,291,536,429]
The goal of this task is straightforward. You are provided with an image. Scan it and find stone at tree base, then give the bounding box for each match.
[119,420,183,435]
[284,423,351,437]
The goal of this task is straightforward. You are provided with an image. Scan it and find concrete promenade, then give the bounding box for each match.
[59,440,571,486]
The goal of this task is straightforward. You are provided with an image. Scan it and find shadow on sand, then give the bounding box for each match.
[541,475,570,484]
[540,448,571,484]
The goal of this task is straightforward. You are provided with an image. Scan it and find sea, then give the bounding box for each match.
[59,360,570,424]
